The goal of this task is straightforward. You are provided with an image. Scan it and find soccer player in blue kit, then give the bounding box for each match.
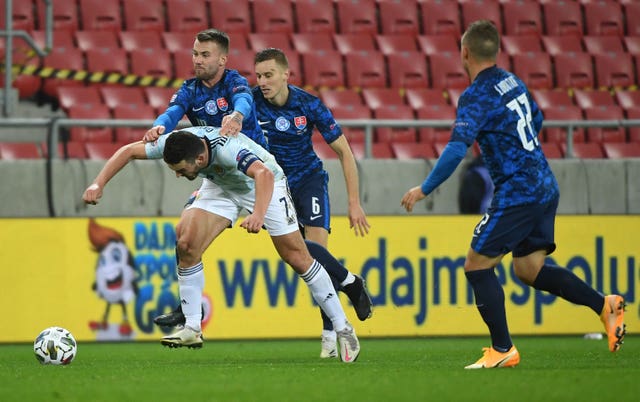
[83,126,361,363]
[401,20,626,368]
[142,31,372,354]
[253,48,372,358]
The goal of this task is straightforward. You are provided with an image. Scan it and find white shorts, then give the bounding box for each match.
[187,178,299,236]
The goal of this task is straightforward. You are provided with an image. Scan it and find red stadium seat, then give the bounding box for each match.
[122,0,165,32]
[57,86,103,113]
[130,49,173,78]
[461,0,502,36]
[391,142,437,160]
[541,35,584,56]
[416,35,458,56]
[584,106,626,144]
[252,0,295,34]
[38,0,79,33]
[248,33,294,52]
[573,89,615,110]
[344,51,387,88]
[405,88,449,111]
[625,3,640,37]
[496,53,511,71]
[165,0,208,33]
[0,143,41,159]
[333,33,376,55]
[502,36,543,56]
[386,52,429,89]
[0,0,36,31]
[416,105,456,144]
[74,30,119,52]
[361,88,406,110]
[603,142,640,159]
[332,104,372,143]
[542,105,586,144]
[31,30,75,51]
[319,88,364,109]
[292,33,335,54]
[583,36,625,56]
[447,88,463,108]
[119,31,164,52]
[173,49,195,79]
[378,1,420,35]
[350,142,395,159]
[78,0,122,32]
[85,142,124,160]
[112,104,157,143]
[531,89,574,110]
[335,0,378,35]
[301,51,345,88]
[41,47,85,98]
[511,52,553,89]
[614,90,640,113]
[144,87,177,114]
[593,53,635,89]
[283,52,302,87]
[540,142,563,159]
[67,104,114,143]
[375,35,418,55]
[313,141,338,159]
[373,105,417,144]
[429,53,469,89]
[0,47,41,99]
[583,1,623,36]
[563,142,605,159]
[542,2,583,36]
[162,32,196,53]
[294,0,336,34]
[210,0,251,34]
[84,48,129,76]
[502,1,543,37]
[100,87,147,110]
[553,53,595,89]
[44,141,89,159]
[419,0,461,37]
[227,49,257,86]
[624,36,640,56]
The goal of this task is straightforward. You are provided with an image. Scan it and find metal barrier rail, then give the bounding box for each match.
[1,118,639,158]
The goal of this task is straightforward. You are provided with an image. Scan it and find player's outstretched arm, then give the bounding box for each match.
[82,141,149,205]
[329,135,370,236]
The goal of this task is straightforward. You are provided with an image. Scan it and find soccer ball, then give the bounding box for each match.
[33,327,77,365]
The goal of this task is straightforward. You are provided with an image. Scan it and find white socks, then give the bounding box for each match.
[340,272,356,287]
[178,262,204,331]
[300,260,348,332]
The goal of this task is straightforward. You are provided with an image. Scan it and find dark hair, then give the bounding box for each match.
[462,20,500,61]
[163,131,205,165]
[196,29,230,54]
[254,48,289,69]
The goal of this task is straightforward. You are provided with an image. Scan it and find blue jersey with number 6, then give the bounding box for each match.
[452,66,559,208]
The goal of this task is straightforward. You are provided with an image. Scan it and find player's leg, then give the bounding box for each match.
[513,198,625,352]
[262,180,360,362]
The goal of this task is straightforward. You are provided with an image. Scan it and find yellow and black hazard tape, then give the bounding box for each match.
[3,63,185,88]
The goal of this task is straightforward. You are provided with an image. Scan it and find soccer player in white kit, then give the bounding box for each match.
[82,126,360,363]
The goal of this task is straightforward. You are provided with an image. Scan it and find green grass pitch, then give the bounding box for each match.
[1,336,637,402]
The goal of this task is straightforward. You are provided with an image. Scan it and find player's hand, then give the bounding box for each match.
[142,125,165,143]
[220,112,243,137]
[240,213,264,234]
[348,204,370,237]
[401,186,427,213]
[83,183,103,205]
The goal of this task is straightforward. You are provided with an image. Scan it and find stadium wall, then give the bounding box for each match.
[0,159,639,217]
[1,215,637,343]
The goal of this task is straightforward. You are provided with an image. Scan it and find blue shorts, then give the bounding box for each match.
[471,197,559,258]
[290,170,331,232]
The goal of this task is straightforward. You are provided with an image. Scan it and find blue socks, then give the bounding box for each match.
[465,268,513,352]
[533,264,604,314]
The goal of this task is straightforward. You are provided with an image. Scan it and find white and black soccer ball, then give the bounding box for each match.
[33,327,77,365]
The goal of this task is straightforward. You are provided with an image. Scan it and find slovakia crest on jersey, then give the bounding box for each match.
[294,116,307,130]
[205,100,218,115]
[275,116,290,131]
[217,97,229,112]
